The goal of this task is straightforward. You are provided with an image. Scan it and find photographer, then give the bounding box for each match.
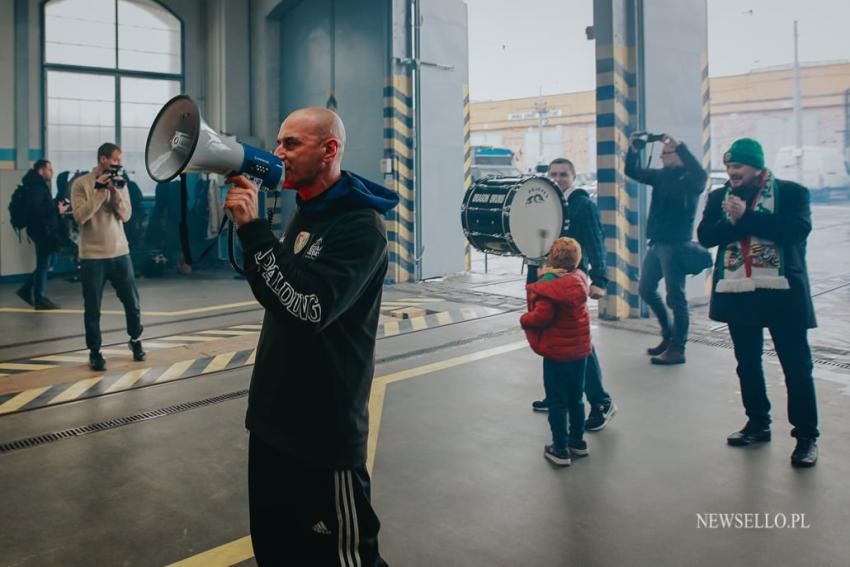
[71,143,145,371]
[14,159,68,309]
[625,133,707,364]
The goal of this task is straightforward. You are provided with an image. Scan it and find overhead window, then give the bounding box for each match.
[44,0,183,195]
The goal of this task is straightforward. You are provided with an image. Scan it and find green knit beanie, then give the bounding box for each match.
[723,138,765,169]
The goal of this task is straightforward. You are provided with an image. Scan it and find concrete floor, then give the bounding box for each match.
[1,203,849,567]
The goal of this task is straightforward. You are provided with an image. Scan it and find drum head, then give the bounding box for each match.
[508,177,564,259]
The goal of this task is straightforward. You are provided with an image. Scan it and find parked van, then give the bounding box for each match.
[773,146,850,200]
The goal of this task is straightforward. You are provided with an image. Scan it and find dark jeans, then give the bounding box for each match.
[249,434,388,566]
[21,240,56,302]
[728,324,819,439]
[80,254,143,352]
[584,346,611,407]
[543,357,588,448]
[639,242,689,348]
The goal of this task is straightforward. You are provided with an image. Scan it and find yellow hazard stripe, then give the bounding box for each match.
[202,352,236,374]
[0,386,50,414]
[105,368,151,394]
[382,321,400,336]
[155,359,197,383]
[50,377,104,404]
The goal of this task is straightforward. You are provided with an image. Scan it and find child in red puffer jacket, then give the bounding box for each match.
[520,237,592,467]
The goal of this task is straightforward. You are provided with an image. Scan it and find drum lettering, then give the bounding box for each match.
[489,194,506,204]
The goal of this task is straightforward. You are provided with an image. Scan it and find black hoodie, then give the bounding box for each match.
[237,171,399,469]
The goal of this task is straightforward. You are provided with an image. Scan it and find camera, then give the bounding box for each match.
[94,164,128,190]
[105,164,127,188]
[632,132,666,150]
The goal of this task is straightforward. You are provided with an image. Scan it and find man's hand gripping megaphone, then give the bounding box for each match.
[223,175,260,228]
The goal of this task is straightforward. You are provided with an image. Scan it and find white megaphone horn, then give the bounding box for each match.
[145,94,283,191]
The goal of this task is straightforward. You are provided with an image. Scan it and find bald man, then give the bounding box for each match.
[225,108,398,565]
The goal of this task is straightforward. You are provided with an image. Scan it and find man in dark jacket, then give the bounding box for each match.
[225,108,397,565]
[530,158,617,433]
[697,138,818,468]
[16,160,68,309]
[625,133,707,364]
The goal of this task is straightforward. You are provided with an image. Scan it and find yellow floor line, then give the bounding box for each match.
[382,321,400,336]
[0,301,259,317]
[246,349,256,365]
[461,308,476,320]
[155,359,196,383]
[32,355,90,363]
[141,342,189,349]
[230,324,262,330]
[197,330,258,336]
[410,316,428,331]
[157,335,220,342]
[105,368,151,394]
[100,348,129,355]
[0,362,57,371]
[175,339,529,566]
[50,376,104,404]
[0,386,51,414]
[166,536,254,567]
[202,352,236,374]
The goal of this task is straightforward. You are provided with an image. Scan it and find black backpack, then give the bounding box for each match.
[8,184,29,233]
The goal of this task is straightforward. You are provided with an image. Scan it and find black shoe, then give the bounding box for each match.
[568,439,589,457]
[532,399,550,412]
[647,337,671,356]
[586,400,617,431]
[791,438,818,467]
[544,444,571,466]
[128,339,146,362]
[727,425,771,446]
[651,345,686,365]
[34,298,62,310]
[16,286,34,306]
[89,351,107,372]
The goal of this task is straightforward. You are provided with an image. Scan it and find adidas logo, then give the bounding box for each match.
[311,520,332,535]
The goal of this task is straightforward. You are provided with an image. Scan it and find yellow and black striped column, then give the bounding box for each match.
[463,84,472,272]
[595,40,640,319]
[383,75,416,283]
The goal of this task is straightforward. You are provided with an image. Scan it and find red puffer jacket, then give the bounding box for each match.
[520,270,592,362]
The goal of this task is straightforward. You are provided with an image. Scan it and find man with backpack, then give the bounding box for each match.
[10,159,68,309]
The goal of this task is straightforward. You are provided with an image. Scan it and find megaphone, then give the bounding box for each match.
[145,94,283,191]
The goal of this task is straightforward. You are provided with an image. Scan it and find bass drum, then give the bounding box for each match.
[461,176,565,260]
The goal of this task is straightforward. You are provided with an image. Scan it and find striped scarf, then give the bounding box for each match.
[716,169,790,293]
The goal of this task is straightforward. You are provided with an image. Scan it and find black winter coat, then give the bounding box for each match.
[21,170,64,251]
[697,178,817,329]
[625,143,707,243]
[563,188,608,288]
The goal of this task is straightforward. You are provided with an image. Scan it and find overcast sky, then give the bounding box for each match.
[465,0,850,101]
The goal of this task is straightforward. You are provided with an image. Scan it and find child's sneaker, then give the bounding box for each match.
[568,439,589,457]
[544,444,571,466]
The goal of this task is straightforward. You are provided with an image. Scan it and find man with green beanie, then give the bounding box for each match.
[697,137,819,467]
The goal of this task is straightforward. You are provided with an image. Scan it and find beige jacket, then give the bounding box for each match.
[71,171,132,259]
